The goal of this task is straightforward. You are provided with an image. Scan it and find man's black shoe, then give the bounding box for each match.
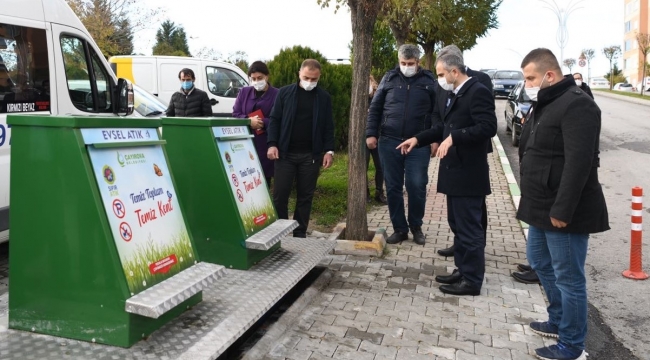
[439,279,481,296]
[410,226,425,245]
[516,263,533,272]
[386,231,408,244]
[511,270,540,284]
[435,269,462,284]
[437,245,455,257]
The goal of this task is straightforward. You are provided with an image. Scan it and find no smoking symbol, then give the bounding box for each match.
[119,222,133,242]
[231,173,239,187]
[236,189,245,202]
[112,199,126,219]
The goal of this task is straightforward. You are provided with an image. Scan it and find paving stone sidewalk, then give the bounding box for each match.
[264,139,554,360]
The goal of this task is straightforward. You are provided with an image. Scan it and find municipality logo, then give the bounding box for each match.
[117,151,146,167]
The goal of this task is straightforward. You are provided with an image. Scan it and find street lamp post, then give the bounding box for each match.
[540,0,584,69]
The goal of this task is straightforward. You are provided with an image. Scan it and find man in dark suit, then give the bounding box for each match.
[397,52,497,296]
[434,44,493,259]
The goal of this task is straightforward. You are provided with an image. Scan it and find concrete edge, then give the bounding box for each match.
[329,223,387,257]
[240,267,335,360]
[492,136,529,239]
[592,90,650,107]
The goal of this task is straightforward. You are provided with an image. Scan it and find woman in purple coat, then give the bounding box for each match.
[232,61,279,186]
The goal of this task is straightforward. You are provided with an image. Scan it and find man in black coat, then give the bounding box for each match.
[517,48,609,360]
[572,72,594,99]
[432,45,493,259]
[397,53,497,296]
[165,68,213,117]
[267,59,335,237]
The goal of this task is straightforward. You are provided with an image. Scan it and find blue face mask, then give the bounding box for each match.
[181,80,193,91]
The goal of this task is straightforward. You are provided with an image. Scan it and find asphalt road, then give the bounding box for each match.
[495,92,649,360]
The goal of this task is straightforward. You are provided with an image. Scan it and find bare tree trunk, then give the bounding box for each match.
[641,53,648,97]
[421,42,435,70]
[345,0,385,241]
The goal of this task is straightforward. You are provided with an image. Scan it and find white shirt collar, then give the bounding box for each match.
[453,77,472,94]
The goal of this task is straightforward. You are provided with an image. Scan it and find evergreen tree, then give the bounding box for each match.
[152,20,191,57]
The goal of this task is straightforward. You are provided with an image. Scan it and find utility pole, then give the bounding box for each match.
[540,0,585,71]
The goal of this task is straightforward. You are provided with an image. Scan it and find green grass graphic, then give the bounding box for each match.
[121,231,195,295]
[240,200,277,236]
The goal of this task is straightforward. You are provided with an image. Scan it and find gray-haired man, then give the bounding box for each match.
[366,44,437,245]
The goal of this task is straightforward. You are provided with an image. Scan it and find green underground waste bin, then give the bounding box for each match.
[161,118,297,270]
[7,115,225,348]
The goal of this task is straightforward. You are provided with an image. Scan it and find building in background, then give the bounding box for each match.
[623,0,648,87]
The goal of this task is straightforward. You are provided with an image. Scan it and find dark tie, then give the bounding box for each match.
[446,92,455,109]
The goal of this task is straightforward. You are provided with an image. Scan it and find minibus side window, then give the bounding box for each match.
[0,23,51,114]
[60,35,112,112]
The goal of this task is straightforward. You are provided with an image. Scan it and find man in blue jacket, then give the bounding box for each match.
[366,44,436,245]
[397,52,497,296]
[267,59,335,238]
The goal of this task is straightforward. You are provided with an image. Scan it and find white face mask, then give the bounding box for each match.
[524,74,548,102]
[251,79,267,91]
[400,65,417,77]
[438,74,455,92]
[574,80,582,87]
[300,80,317,91]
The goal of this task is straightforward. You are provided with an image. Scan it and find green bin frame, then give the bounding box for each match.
[7,115,202,347]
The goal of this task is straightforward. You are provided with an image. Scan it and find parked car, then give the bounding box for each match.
[589,77,610,89]
[480,68,497,78]
[492,70,524,98]
[504,81,532,147]
[613,83,636,92]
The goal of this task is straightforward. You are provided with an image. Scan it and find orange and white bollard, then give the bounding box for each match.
[623,187,649,280]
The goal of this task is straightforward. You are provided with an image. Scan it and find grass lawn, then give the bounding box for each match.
[594,88,650,100]
[281,153,382,232]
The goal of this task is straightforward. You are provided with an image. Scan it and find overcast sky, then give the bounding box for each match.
[134,0,623,80]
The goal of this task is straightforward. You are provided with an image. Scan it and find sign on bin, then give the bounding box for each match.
[82,128,196,295]
[213,126,277,235]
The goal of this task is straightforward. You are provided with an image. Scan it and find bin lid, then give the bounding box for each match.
[7,115,161,128]
[161,117,249,127]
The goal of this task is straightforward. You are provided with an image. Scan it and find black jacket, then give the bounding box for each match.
[579,82,594,99]
[165,87,212,117]
[415,77,497,196]
[517,75,609,233]
[467,67,493,93]
[366,66,436,140]
[267,83,335,158]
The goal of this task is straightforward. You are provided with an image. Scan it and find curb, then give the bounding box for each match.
[329,223,387,257]
[492,136,529,239]
[592,90,650,107]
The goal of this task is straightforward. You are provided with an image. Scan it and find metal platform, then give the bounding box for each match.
[126,262,227,318]
[245,219,299,250]
[0,237,335,360]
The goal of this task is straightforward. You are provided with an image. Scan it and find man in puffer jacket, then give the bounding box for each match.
[165,68,212,117]
[366,44,437,246]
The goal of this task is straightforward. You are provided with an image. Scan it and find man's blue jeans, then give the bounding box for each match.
[527,225,589,350]
[378,136,430,233]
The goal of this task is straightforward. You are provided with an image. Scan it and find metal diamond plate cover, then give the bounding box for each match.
[126,262,227,318]
[0,237,335,360]
[245,219,299,250]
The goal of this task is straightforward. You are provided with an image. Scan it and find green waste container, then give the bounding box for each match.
[7,115,224,347]
[161,118,297,270]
